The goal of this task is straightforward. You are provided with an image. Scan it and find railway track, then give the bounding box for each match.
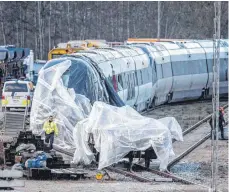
[167,103,228,170]
[106,164,198,184]
[54,146,197,184]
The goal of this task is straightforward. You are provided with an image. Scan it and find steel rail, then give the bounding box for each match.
[167,133,211,170]
[53,147,155,182]
[183,104,228,136]
[167,104,228,170]
[105,166,153,182]
[133,163,195,184]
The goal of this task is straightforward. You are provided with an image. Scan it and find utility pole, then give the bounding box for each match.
[157,1,161,39]
[211,2,221,192]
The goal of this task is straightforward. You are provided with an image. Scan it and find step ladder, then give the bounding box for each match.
[3,112,25,137]
[1,106,29,139]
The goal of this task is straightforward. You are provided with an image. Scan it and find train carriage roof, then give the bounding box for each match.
[154,42,181,50]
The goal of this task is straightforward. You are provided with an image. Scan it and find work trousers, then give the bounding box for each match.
[45,132,54,149]
[219,124,224,139]
[211,125,225,140]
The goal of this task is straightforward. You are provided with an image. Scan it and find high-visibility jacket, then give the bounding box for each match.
[43,121,58,135]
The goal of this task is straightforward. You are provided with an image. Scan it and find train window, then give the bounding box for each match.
[162,63,172,78]
[136,70,141,86]
[117,82,123,91]
[134,71,139,86]
[140,70,144,84]
[191,60,207,74]
[122,73,127,89]
[141,69,147,84]
[132,72,136,97]
[189,60,198,74]
[220,58,228,82]
[127,73,131,88]
[132,72,136,87]
[172,61,185,76]
[145,68,150,83]
[118,74,123,88]
[207,59,213,72]
[112,74,118,92]
[198,60,207,73]
[156,64,163,79]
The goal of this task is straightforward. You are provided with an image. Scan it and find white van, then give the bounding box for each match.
[2,80,34,111]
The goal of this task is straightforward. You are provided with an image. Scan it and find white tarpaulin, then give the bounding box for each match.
[30,59,92,149]
[73,101,183,170]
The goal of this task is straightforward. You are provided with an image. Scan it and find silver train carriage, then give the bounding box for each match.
[42,39,228,112]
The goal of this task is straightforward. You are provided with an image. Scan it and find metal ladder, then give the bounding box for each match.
[1,104,29,138]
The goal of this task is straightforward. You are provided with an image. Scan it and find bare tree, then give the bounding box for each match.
[0,3,6,45]
[0,1,227,59]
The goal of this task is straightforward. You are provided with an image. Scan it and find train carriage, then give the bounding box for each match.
[132,45,158,109]
[196,40,228,96]
[153,42,176,104]
[171,41,209,101]
[39,39,228,112]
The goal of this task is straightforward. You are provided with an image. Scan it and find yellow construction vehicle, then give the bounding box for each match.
[48,40,109,60]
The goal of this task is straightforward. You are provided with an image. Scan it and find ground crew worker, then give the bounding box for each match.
[209,107,226,140]
[219,107,226,139]
[43,115,58,149]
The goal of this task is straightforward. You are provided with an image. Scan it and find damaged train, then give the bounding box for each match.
[42,40,227,111]
[30,39,228,169]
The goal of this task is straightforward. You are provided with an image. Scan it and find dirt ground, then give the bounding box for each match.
[170,139,228,192]
[15,180,212,192]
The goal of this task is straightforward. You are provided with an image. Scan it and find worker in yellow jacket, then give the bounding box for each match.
[43,115,58,150]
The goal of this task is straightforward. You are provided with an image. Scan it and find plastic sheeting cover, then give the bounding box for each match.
[73,101,183,170]
[31,56,125,149]
[30,59,93,148]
